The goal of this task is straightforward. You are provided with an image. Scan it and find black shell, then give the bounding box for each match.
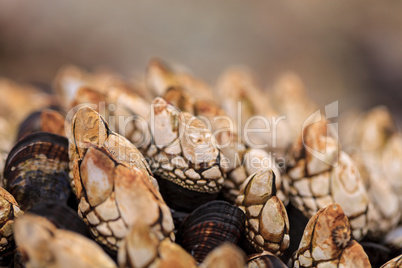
[157,177,219,213]
[28,202,90,238]
[3,132,72,211]
[176,200,246,263]
[247,253,287,268]
[281,203,309,264]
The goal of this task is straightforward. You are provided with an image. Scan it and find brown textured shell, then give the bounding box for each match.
[144,97,224,194]
[14,214,116,268]
[74,146,174,251]
[69,106,173,250]
[163,78,288,204]
[236,169,290,255]
[0,187,23,254]
[118,221,196,268]
[69,106,156,190]
[292,204,370,268]
[286,120,370,240]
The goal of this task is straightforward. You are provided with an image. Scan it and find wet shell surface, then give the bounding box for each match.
[236,169,290,255]
[292,203,371,268]
[118,221,197,268]
[3,132,72,211]
[72,145,174,252]
[14,214,117,268]
[247,252,287,268]
[175,200,246,263]
[286,120,370,240]
[143,97,225,212]
[0,187,23,263]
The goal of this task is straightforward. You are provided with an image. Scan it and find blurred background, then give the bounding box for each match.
[0,0,401,124]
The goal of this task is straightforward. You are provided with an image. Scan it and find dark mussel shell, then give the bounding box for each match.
[281,203,309,264]
[157,177,219,213]
[247,253,287,268]
[176,200,246,263]
[360,242,392,268]
[17,108,66,140]
[3,132,72,211]
[28,202,90,238]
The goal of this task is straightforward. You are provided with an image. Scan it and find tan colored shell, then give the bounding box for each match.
[216,68,292,155]
[341,107,401,236]
[148,62,289,203]
[106,86,151,146]
[382,133,402,211]
[146,59,215,102]
[144,97,225,193]
[69,106,173,250]
[236,169,290,255]
[53,64,126,104]
[286,120,370,240]
[69,106,157,189]
[351,153,401,239]
[14,214,116,268]
[164,80,288,204]
[40,109,66,136]
[200,243,246,268]
[74,146,174,251]
[0,187,23,253]
[271,72,318,142]
[380,254,402,268]
[118,221,197,268]
[69,86,107,111]
[292,204,371,268]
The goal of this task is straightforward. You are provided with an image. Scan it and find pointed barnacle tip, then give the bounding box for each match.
[332,226,351,249]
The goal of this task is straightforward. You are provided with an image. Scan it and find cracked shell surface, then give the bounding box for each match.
[292,204,370,268]
[73,146,174,252]
[14,214,116,268]
[69,106,157,191]
[0,187,23,258]
[286,120,370,240]
[236,169,289,255]
[144,98,225,211]
[118,221,196,268]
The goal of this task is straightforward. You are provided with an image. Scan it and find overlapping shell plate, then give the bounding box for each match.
[68,106,174,251]
[0,187,23,256]
[72,145,174,252]
[118,221,197,268]
[236,169,290,255]
[292,203,370,268]
[286,120,370,240]
[14,214,117,268]
[68,106,157,190]
[144,97,224,194]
